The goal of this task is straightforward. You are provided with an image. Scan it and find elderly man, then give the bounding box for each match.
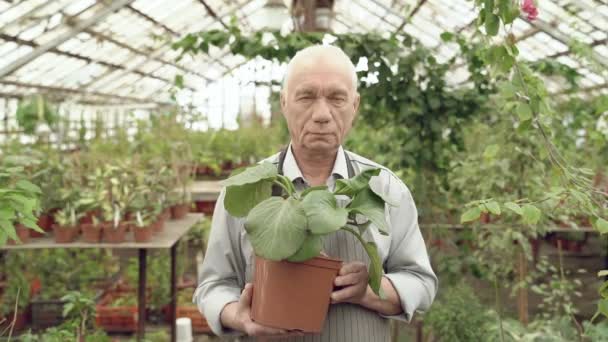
[194,45,437,341]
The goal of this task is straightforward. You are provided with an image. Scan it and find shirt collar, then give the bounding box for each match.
[283,143,349,183]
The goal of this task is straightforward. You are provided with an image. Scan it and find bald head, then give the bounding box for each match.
[282,45,358,94]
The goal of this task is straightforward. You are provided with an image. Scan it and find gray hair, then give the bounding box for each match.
[282,45,358,93]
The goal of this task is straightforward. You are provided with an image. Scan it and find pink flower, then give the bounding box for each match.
[521,0,539,21]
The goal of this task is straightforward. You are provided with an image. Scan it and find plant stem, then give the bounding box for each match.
[273,179,291,197]
[494,277,505,342]
[7,287,20,342]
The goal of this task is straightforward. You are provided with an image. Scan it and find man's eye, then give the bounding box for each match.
[331,97,346,103]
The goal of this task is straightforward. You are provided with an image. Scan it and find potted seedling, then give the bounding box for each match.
[52,204,81,243]
[222,162,396,332]
[132,210,154,243]
[78,168,108,243]
[168,141,194,219]
[100,203,128,244]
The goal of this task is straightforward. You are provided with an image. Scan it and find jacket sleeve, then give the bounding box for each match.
[193,189,246,336]
[381,181,438,322]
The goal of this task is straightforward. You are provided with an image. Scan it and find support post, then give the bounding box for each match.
[138,249,147,341]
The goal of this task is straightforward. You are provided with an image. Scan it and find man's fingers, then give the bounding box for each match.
[334,273,360,287]
[331,285,357,303]
[239,283,253,307]
[339,261,366,275]
[247,321,288,336]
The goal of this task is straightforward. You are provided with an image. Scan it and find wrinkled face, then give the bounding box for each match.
[281,61,360,154]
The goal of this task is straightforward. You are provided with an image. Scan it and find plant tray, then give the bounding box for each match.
[95,290,138,333]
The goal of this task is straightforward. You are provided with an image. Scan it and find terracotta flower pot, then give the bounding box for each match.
[251,256,341,333]
[0,309,28,332]
[159,208,171,222]
[195,200,216,215]
[170,203,190,220]
[150,219,163,233]
[133,226,152,243]
[8,224,30,245]
[81,223,103,243]
[52,224,79,243]
[79,209,101,225]
[31,214,53,238]
[102,223,129,243]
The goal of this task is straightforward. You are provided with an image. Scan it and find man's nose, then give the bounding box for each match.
[311,98,332,124]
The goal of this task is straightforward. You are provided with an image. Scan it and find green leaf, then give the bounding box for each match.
[517,103,533,121]
[21,218,43,233]
[174,74,184,89]
[301,185,328,198]
[224,181,273,217]
[483,145,500,159]
[244,197,308,260]
[485,201,501,215]
[485,13,500,36]
[300,190,348,235]
[0,207,16,221]
[347,188,389,235]
[287,235,324,262]
[597,299,608,319]
[440,32,454,42]
[15,180,41,194]
[504,202,523,216]
[594,218,608,234]
[364,241,383,296]
[522,204,541,225]
[221,162,277,187]
[598,270,608,277]
[461,206,482,223]
[334,169,381,197]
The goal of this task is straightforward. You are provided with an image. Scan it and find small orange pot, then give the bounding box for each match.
[31,214,53,238]
[52,224,79,243]
[8,224,30,245]
[170,203,190,220]
[133,226,152,243]
[81,223,103,243]
[102,223,129,243]
[251,256,341,333]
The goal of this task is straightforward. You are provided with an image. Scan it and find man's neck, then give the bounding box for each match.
[291,144,338,187]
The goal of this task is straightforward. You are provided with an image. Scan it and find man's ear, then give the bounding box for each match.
[280,90,287,118]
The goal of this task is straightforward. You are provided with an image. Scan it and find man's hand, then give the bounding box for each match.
[221,283,303,337]
[331,261,369,304]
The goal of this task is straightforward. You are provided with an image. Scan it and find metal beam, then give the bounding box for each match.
[0,33,178,87]
[522,16,608,69]
[394,0,428,34]
[0,0,135,79]
[0,80,171,106]
[0,0,62,33]
[197,0,229,29]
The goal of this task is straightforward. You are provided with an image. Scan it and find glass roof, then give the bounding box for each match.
[0,0,606,107]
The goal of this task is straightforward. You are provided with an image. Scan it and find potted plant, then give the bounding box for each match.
[52,205,81,243]
[132,210,154,243]
[78,168,108,243]
[100,203,128,244]
[221,162,394,332]
[168,141,194,219]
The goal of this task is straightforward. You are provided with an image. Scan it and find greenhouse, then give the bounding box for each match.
[0,0,607,341]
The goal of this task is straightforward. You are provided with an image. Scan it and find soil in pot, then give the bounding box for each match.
[170,203,190,220]
[251,256,341,333]
[102,223,129,243]
[133,226,152,243]
[81,223,103,243]
[52,224,79,243]
[8,224,30,245]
